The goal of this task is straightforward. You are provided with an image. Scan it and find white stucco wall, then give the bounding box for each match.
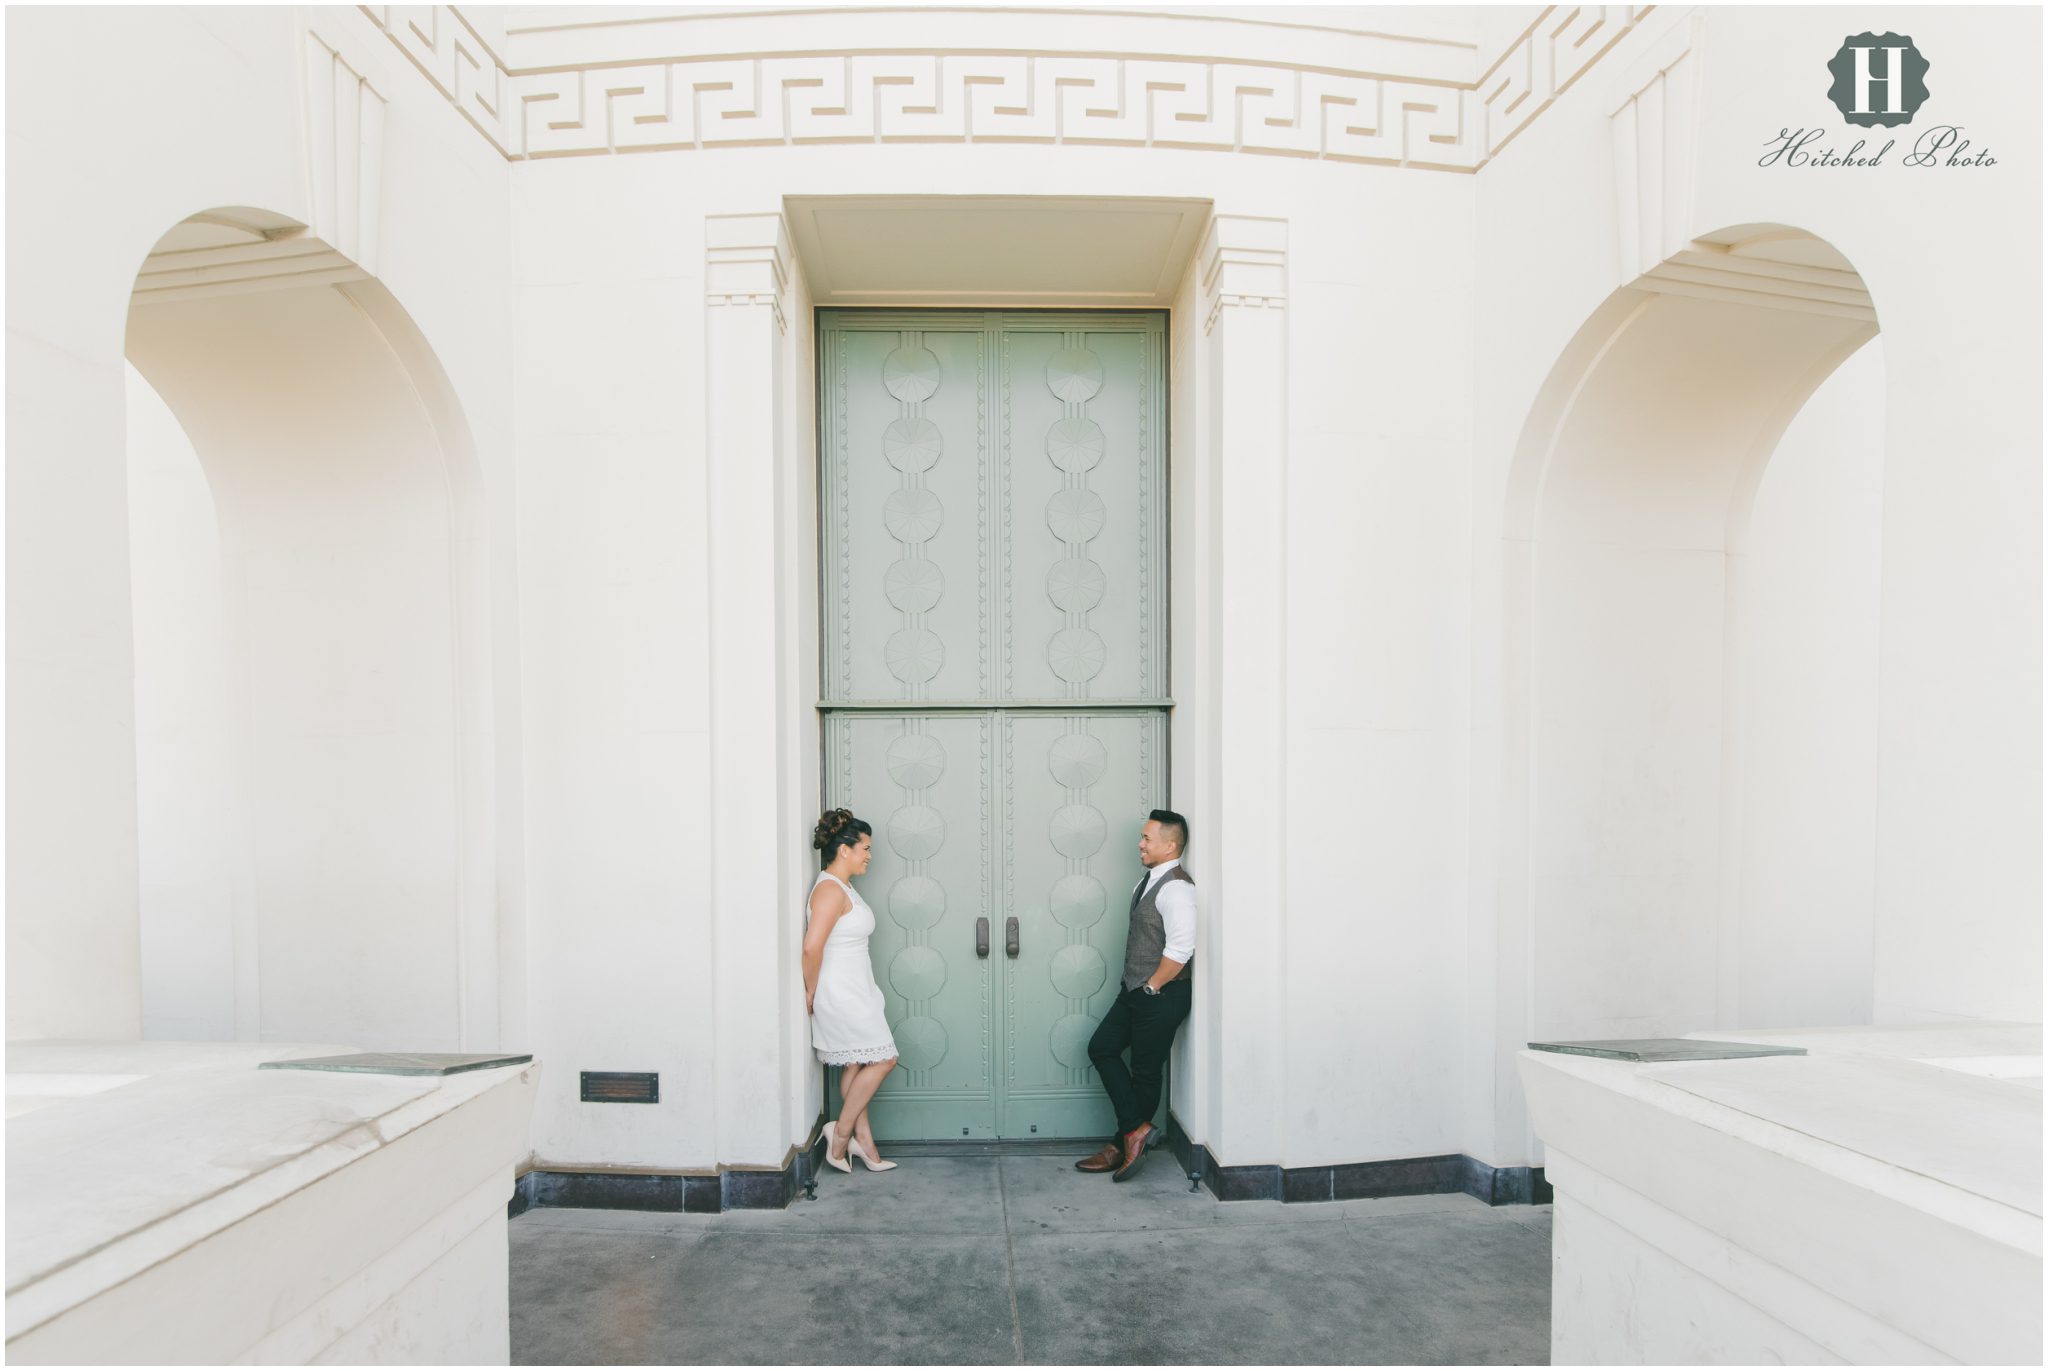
[1689,8,2041,1029]
[127,364,237,1041]
[511,156,718,1167]
[1281,173,1475,1166]
[1468,3,2039,1164]
[507,140,1477,1170]
[8,4,2039,1183]
[1734,339,1887,1029]
[7,5,519,1050]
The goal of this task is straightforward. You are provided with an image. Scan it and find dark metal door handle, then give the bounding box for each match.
[1005,917,1020,958]
[975,917,990,958]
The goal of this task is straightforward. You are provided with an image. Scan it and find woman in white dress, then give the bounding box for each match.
[802,808,901,1173]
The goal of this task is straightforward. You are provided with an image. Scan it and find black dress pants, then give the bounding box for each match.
[1087,979,1192,1136]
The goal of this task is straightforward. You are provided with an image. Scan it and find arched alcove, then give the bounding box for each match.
[125,207,496,1050]
[1503,224,1885,1045]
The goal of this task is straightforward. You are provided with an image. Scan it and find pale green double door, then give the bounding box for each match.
[820,310,1168,1141]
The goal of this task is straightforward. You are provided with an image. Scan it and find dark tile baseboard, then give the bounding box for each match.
[1459,1155,1554,1206]
[513,1121,1550,1217]
[1164,1115,1549,1207]
[511,1128,821,1217]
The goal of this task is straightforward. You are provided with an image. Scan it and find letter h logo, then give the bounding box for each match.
[1827,33,1930,128]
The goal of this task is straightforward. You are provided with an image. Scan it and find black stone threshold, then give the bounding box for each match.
[510,1166,799,1217]
[511,1121,838,1216]
[510,1117,1549,1216]
[1162,1115,1552,1207]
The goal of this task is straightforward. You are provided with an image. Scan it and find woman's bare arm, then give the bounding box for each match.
[801,882,850,1013]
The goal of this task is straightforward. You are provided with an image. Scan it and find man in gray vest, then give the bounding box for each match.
[1074,808,1196,1182]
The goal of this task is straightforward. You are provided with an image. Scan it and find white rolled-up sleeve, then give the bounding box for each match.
[1157,880,1197,965]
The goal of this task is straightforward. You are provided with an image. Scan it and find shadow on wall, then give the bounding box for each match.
[124,206,496,1051]
[1503,222,1886,1046]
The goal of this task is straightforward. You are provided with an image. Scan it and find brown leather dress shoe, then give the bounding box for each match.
[1074,1140,1124,1172]
[1112,1124,1157,1182]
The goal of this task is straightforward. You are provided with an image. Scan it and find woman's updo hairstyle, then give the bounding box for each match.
[813,808,872,866]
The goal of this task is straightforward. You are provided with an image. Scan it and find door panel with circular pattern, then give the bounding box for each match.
[825,714,996,1138]
[820,310,1169,1141]
[998,712,1165,1139]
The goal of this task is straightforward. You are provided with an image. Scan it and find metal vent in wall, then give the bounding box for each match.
[580,1071,660,1104]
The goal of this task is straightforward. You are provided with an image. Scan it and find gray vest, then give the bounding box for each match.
[1122,863,1195,991]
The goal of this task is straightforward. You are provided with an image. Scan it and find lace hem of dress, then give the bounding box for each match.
[816,1043,898,1065]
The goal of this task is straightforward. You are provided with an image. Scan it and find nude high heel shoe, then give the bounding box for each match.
[848,1138,898,1172]
[822,1120,852,1173]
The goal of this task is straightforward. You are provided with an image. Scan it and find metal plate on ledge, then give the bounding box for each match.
[259,1052,534,1076]
[1528,1038,1808,1062]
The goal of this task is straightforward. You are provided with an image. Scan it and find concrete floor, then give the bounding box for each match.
[510,1150,1554,1365]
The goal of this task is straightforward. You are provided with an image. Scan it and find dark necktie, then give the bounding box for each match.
[1131,871,1151,914]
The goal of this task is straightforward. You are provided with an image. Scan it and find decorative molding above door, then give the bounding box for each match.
[358,5,1652,172]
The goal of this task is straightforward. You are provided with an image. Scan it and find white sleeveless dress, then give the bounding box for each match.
[808,872,899,1065]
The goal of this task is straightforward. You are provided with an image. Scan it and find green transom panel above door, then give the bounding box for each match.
[819,310,1170,1142]
[821,312,1167,707]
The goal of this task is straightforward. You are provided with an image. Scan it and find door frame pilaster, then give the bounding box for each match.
[1184,213,1289,1168]
[703,212,822,1167]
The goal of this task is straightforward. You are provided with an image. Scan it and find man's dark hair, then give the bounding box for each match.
[1149,808,1188,855]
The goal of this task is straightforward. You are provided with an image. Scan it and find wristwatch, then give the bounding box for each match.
[1142,984,1160,996]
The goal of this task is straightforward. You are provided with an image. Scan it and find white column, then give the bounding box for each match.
[1198,215,1290,1166]
[704,214,798,1165]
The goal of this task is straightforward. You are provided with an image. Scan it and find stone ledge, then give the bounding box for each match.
[6,1041,539,1360]
[1521,1021,2042,1364]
